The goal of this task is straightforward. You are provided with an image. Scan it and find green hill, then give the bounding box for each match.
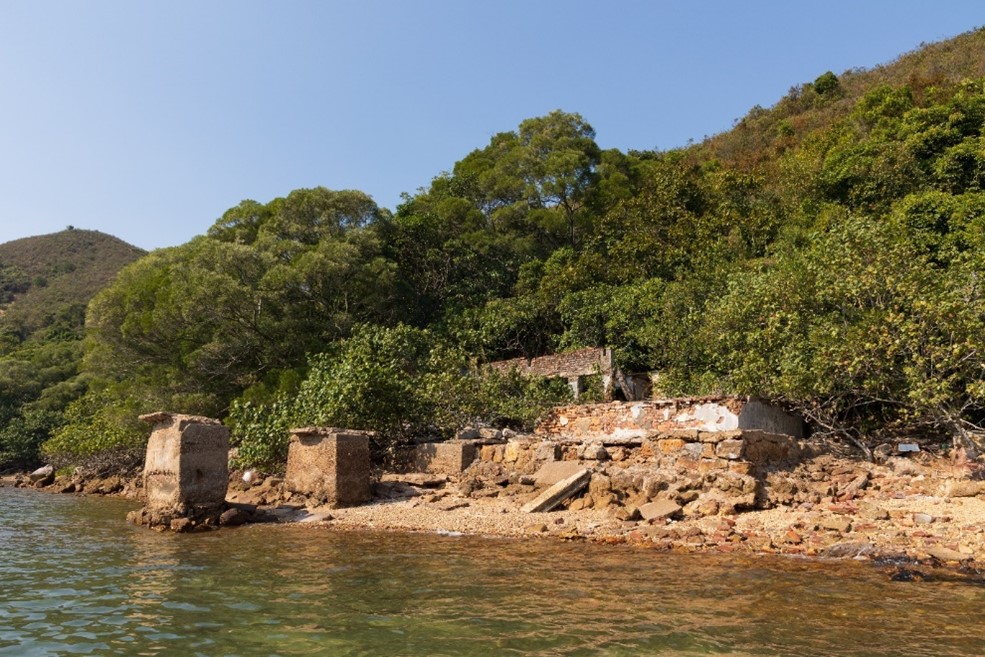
[0,228,144,470]
[36,26,985,471]
[699,27,985,169]
[0,228,145,342]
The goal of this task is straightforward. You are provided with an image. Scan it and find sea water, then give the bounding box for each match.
[1,487,983,656]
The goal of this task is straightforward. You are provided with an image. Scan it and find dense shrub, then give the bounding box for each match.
[227,324,570,471]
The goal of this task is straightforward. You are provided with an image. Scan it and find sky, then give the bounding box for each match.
[0,1,983,251]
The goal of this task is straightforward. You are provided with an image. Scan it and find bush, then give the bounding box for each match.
[0,409,64,472]
[704,217,985,450]
[41,391,148,470]
[228,324,571,470]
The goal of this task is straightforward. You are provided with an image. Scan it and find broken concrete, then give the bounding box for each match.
[522,468,591,513]
[129,412,229,531]
[285,427,373,507]
[394,441,478,475]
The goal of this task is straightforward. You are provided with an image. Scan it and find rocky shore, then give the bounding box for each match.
[5,437,984,581]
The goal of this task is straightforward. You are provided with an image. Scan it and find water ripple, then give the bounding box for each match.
[2,488,984,656]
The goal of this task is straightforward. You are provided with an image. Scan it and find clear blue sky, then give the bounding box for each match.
[0,1,982,251]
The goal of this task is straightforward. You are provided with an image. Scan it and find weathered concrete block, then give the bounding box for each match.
[285,427,372,507]
[521,468,591,513]
[532,461,587,487]
[396,442,477,474]
[141,412,229,512]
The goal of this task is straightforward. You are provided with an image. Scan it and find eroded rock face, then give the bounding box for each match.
[128,412,230,532]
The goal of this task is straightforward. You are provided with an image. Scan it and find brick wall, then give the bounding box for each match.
[536,398,804,440]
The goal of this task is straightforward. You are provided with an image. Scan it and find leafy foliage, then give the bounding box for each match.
[227,325,570,470]
[27,30,985,469]
[0,229,143,470]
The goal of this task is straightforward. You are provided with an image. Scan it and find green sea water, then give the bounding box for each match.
[0,487,983,656]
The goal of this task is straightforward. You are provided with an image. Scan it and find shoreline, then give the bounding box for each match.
[6,448,985,583]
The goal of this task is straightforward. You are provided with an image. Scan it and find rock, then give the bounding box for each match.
[840,474,869,499]
[242,469,259,486]
[639,498,682,521]
[503,442,521,463]
[456,427,481,440]
[913,512,935,525]
[872,443,893,463]
[593,492,617,509]
[609,447,628,462]
[170,518,194,533]
[589,473,613,497]
[582,443,609,461]
[478,427,503,441]
[29,465,54,483]
[821,541,877,559]
[887,457,920,475]
[457,478,480,496]
[940,479,985,498]
[534,442,560,461]
[692,497,720,517]
[715,439,745,460]
[616,506,641,521]
[820,516,852,533]
[219,507,249,527]
[522,469,591,513]
[924,546,970,563]
[435,499,470,512]
[889,567,927,582]
[784,529,803,544]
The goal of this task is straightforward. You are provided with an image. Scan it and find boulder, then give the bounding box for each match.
[639,498,682,521]
[29,465,54,486]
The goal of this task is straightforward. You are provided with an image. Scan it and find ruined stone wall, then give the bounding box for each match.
[488,347,614,378]
[475,430,799,475]
[469,429,804,517]
[536,398,804,440]
[394,442,478,474]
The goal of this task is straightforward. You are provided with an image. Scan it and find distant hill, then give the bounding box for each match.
[0,228,145,340]
[697,26,985,169]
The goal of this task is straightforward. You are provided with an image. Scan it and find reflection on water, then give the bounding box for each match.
[0,487,983,656]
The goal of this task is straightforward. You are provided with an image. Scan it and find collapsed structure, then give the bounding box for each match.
[127,393,809,532]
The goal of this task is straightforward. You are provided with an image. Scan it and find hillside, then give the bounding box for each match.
[699,26,985,169]
[0,228,145,340]
[0,229,144,471]
[32,25,985,472]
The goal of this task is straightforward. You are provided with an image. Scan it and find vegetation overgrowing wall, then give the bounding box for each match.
[7,28,985,472]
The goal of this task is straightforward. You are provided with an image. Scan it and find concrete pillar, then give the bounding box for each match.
[285,427,372,507]
[134,412,229,530]
[567,376,582,400]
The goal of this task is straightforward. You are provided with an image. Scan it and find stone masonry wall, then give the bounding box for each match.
[537,398,804,441]
[488,347,614,378]
[469,429,804,517]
